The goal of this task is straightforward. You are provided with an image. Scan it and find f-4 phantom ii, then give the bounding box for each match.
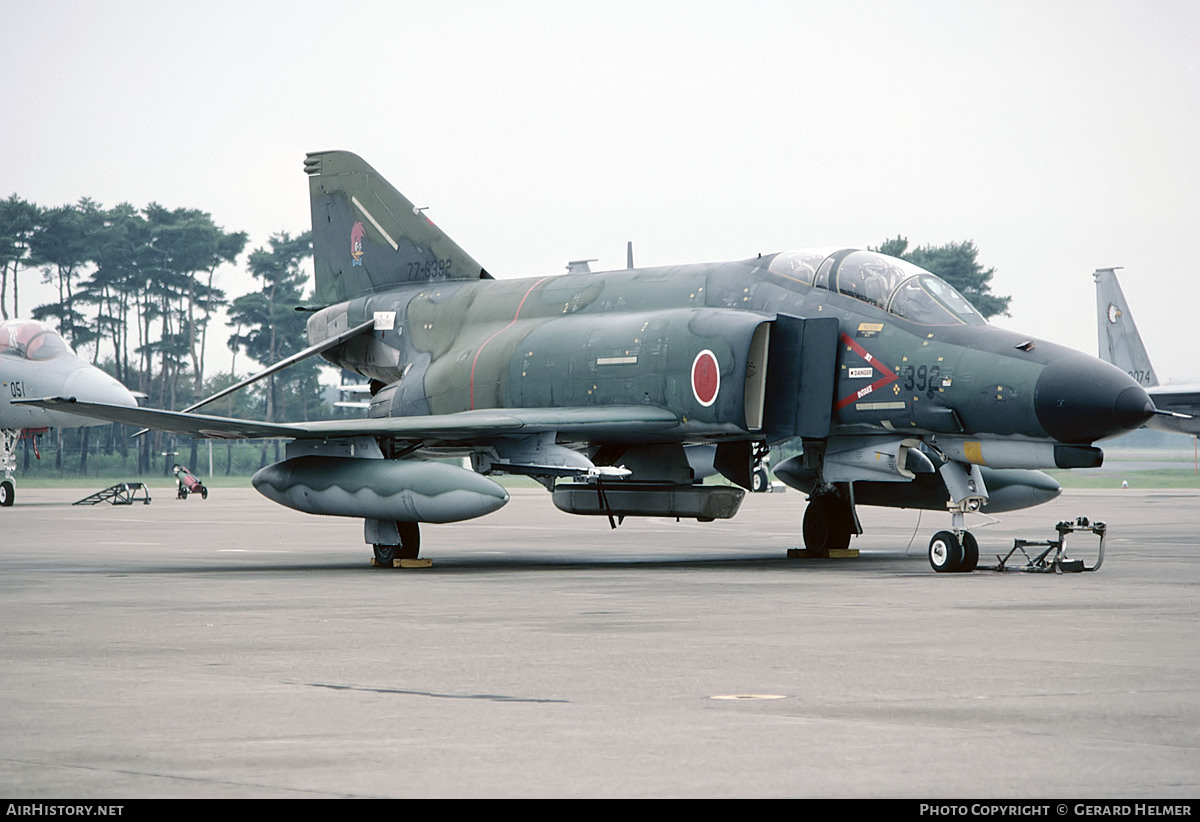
[21,151,1159,571]
[1094,267,1199,437]
[1,319,139,506]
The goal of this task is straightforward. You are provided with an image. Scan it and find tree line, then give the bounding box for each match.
[870,235,1010,318]
[0,194,326,476]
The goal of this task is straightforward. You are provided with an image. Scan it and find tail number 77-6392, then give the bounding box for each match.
[900,364,942,398]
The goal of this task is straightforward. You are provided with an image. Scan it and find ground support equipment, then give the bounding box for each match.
[987,517,1105,573]
[74,483,152,506]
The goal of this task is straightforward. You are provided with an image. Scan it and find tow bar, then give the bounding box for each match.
[988,517,1106,573]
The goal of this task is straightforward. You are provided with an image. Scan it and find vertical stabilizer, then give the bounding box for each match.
[1094,267,1158,387]
[305,151,491,304]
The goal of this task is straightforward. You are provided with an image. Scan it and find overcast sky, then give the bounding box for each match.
[2,0,1197,382]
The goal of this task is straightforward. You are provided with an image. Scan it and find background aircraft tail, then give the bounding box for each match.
[1094,267,1158,388]
[305,151,491,304]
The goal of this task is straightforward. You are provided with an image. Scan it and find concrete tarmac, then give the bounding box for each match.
[1,483,1197,798]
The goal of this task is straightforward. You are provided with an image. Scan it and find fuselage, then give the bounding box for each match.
[309,248,1152,451]
[0,320,137,431]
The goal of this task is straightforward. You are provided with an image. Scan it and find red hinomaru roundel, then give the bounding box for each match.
[691,349,720,407]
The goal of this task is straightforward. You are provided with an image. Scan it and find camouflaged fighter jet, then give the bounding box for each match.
[1094,267,1199,436]
[21,151,1159,571]
[1,319,138,506]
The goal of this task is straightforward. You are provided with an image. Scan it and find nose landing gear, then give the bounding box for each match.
[928,460,985,573]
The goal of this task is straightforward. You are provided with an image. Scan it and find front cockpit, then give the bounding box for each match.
[0,320,77,362]
[768,248,986,326]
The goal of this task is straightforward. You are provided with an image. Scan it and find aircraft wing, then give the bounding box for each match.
[15,397,682,444]
[1147,383,1200,434]
[1149,383,1200,405]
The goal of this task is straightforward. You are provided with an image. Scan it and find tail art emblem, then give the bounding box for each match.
[350,221,366,267]
[1107,303,1122,324]
[691,350,720,407]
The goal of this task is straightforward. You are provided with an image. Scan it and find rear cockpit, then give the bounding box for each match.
[768,248,986,326]
[0,320,77,361]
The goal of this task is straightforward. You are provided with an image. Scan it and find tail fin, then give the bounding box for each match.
[1094,267,1158,387]
[304,151,491,304]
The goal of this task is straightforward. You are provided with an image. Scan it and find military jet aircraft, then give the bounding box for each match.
[1094,267,1199,436]
[1,319,139,506]
[20,151,1158,571]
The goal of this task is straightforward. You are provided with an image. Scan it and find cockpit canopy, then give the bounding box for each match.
[768,248,987,326]
[0,320,77,361]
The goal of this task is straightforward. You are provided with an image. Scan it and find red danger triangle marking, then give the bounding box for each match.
[834,332,898,411]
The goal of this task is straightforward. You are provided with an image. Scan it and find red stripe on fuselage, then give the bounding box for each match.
[469,277,551,410]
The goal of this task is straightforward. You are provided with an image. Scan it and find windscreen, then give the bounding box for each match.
[0,320,76,361]
[769,249,986,326]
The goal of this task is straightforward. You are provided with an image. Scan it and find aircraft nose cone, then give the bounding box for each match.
[1034,355,1154,443]
[63,366,138,412]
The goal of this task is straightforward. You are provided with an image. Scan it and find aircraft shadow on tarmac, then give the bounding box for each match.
[66,550,930,577]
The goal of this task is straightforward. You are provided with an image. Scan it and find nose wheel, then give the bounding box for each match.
[928,530,979,573]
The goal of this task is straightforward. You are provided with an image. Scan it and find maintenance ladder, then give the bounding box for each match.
[74,482,152,506]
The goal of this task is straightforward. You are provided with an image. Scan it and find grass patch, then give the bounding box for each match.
[1047,469,1200,489]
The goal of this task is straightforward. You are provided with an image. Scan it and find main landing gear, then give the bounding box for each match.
[801,488,857,555]
[1,429,17,507]
[371,521,424,567]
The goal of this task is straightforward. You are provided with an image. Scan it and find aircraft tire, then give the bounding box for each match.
[802,494,853,554]
[929,530,964,573]
[373,544,397,567]
[372,522,422,567]
[0,480,13,507]
[752,468,769,493]
[960,531,979,572]
[398,521,421,559]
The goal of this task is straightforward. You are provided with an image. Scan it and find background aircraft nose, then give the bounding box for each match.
[1034,354,1154,443]
[63,366,138,415]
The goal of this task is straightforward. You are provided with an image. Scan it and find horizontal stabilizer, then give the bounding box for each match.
[131,318,375,438]
[188,318,376,414]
